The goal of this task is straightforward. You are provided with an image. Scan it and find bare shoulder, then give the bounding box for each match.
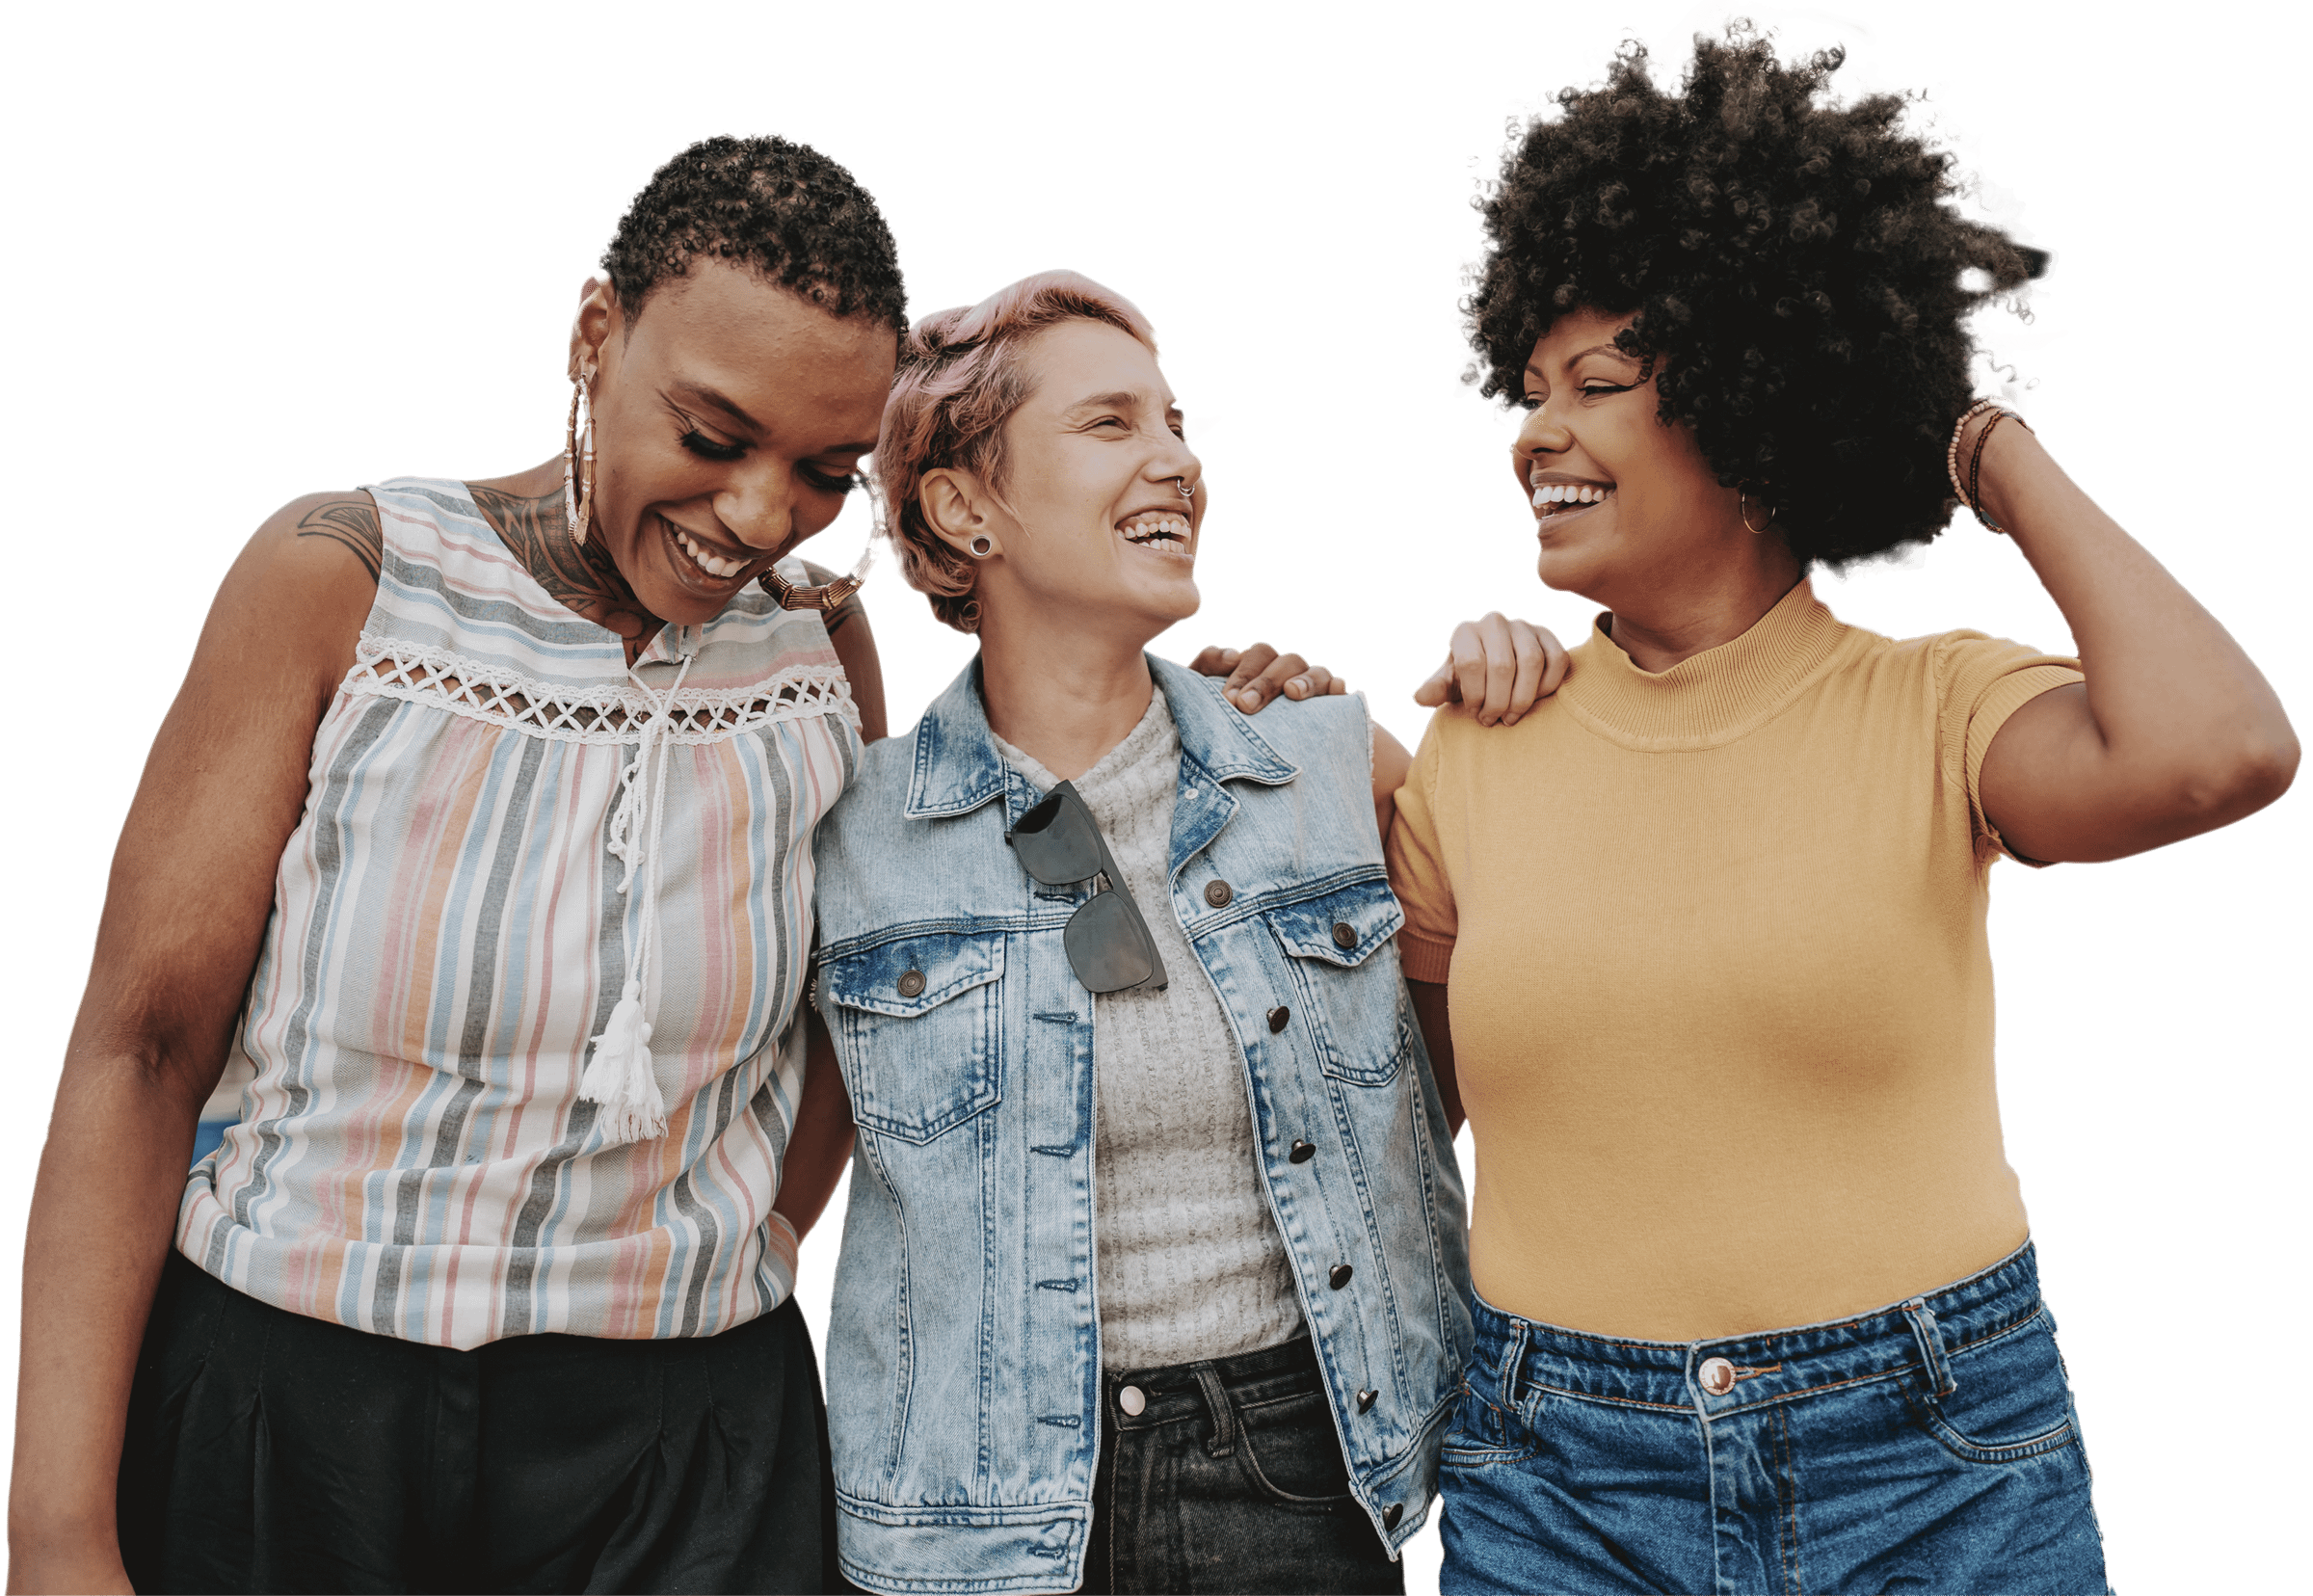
[204,490,386,703]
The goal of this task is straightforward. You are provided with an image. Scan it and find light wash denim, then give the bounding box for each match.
[811,656,1472,1595]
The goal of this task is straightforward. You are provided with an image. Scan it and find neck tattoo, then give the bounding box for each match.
[468,483,666,664]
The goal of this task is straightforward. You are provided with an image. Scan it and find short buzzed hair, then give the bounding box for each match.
[600,135,906,332]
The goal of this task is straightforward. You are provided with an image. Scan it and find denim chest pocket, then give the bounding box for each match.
[817,932,1004,1143]
[1263,878,1411,1085]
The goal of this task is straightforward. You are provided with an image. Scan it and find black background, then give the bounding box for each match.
[22,15,2294,1591]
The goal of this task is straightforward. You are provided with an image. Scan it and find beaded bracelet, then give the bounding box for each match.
[1961,409,2035,534]
[1945,398,2001,506]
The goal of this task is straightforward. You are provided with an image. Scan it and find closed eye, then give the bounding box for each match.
[679,428,746,463]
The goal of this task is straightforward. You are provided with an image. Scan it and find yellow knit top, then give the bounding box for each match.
[1387,580,2082,1339]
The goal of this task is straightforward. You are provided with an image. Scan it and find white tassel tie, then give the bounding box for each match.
[582,649,695,1146]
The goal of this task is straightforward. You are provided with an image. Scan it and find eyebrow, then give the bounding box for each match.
[672,380,878,456]
[1066,389,1182,418]
[1524,342,1641,384]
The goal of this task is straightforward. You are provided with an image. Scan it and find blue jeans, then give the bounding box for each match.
[1439,1243,2108,1595]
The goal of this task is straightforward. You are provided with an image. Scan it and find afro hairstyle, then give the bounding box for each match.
[1466,30,2048,567]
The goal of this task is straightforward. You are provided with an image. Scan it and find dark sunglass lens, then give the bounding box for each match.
[1011,793,1104,884]
[1063,890,1157,992]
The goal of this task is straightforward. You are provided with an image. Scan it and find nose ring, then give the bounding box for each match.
[1176,476,1194,500]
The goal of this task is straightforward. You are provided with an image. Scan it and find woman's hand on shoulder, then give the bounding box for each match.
[1413,613,1570,726]
[1188,642,1345,714]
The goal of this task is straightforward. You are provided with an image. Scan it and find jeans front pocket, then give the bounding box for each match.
[1232,1390,1358,1510]
[1439,1377,1537,1469]
[1906,1310,2081,1466]
[818,930,1004,1144]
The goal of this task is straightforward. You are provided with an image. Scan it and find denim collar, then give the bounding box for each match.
[902,653,1299,821]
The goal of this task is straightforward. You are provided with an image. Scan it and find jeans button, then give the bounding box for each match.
[1267,1004,1290,1033]
[1289,1139,1316,1164]
[1329,1264,1353,1290]
[895,970,925,998]
[1118,1385,1147,1416]
[1204,880,1234,908]
[1382,1503,1403,1531]
[1356,1388,1377,1413]
[1698,1356,1736,1396]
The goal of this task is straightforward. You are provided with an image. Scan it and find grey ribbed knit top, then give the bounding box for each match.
[994,685,1304,1372]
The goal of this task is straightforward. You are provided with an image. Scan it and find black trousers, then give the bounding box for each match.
[1078,1334,1402,1595]
[119,1251,840,1594]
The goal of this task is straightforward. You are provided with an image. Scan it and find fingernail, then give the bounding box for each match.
[1504,713,1520,726]
[1289,678,1307,694]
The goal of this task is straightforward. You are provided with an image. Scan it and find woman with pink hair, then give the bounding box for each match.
[801,273,1555,1595]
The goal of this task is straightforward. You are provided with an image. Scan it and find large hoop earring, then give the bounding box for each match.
[969,535,994,558]
[1740,488,1774,536]
[767,463,892,610]
[564,358,598,545]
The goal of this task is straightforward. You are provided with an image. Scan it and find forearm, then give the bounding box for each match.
[1984,423,2296,807]
[1407,978,1465,1136]
[770,1010,856,1242]
[10,1056,208,1586]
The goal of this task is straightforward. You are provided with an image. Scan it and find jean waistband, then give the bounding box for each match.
[1469,1240,2044,1419]
[1103,1332,1320,1432]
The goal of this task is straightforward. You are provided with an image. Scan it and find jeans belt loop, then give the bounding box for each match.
[1191,1362,1237,1458]
[1496,1318,1531,1412]
[1902,1296,1959,1398]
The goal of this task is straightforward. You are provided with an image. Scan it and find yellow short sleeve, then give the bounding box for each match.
[1386,713,1459,983]
[1935,631,2085,864]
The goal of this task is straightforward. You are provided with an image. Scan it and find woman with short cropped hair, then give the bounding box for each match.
[809,272,1559,1596]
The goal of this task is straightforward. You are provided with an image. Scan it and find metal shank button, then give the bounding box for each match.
[1267,1005,1290,1034]
[1289,1139,1316,1164]
[1382,1503,1403,1531]
[1118,1385,1147,1417]
[896,970,926,999]
[1356,1388,1377,1414]
[1204,880,1234,908]
[1698,1356,1736,1396]
[1332,921,1357,949]
[1328,1264,1353,1290]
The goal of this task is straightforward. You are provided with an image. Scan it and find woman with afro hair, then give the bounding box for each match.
[1386,32,2296,1595]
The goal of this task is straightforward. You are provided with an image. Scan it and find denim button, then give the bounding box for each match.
[1698,1356,1736,1396]
[896,970,925,998]
[1118,1385,1146,1416]
[1329,1264,1353,1290]
[1289,1139,1316,1164]
[1332,921,1357,949]
[1356,1388,1377,1414]
[1267,1005,1290,1033]
[1382,1503,1403,1530]
[1204,880,1234,908]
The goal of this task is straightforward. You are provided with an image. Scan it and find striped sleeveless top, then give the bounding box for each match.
[177,478,859,1349]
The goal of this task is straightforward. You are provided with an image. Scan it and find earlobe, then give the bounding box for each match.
[919,469,1000,561]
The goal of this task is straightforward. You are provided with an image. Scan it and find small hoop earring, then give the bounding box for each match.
[564,357,598,545]
[1740,488,1774,536]
[969,535,994,558]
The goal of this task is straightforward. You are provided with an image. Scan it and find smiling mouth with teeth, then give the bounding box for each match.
[1120,511,1192,548]
[667,519,756,580]
[1532,483,1616,517]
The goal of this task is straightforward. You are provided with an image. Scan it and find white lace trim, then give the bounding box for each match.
[345,637,859,745]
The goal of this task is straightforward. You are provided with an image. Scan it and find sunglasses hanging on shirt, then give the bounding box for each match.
[1006,782,1169,994]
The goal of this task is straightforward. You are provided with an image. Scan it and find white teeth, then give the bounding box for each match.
[1532,484,1614,513]
[673,526,746,578]
[1122,515,1188,543]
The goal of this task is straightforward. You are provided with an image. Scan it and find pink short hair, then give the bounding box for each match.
[876,271,1156,632]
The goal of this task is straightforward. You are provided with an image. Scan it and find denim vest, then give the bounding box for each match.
[811,655,1471,1595]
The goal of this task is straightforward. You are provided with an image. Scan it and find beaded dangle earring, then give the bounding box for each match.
[564,354,598,545]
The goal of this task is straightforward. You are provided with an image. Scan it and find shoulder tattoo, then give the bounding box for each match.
[295,495,383,582]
